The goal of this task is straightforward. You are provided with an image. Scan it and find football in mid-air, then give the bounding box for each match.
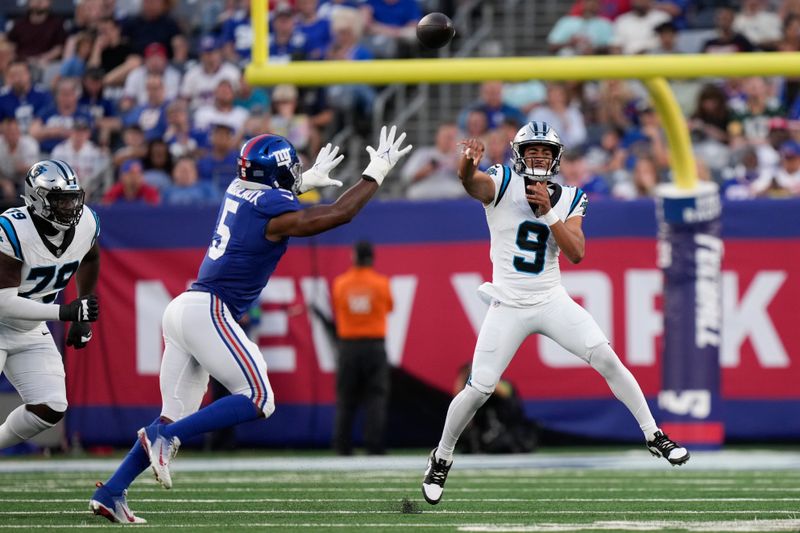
[416,12,455,49]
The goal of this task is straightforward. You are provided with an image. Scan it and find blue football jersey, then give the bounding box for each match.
[192,179,300,319]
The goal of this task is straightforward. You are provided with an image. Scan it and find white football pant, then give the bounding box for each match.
[159,291,275,422]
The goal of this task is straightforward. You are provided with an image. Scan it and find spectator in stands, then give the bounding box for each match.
[234,72,270,114]
[0,117,39,198]
[461,108,489,141]
[221,0,254,64]
[568,0,631,21]
[502,81,546,116]
[170,34,194,76]
[558,149,610,198]
[613,155,660,199]
[78,67,119,147]
[481,129,512,170]
[528,83,587,148]
[123,73,170,142]
[103,158,161,205]
[779,14,800,53]
[592,80,639,132]
[734,0,782,50]
[400,122,463,200]
[362,0,420,59]
[461,81,526,133]
[194,79,250,140]
[70,0,104,35]
[7,0,67,65]
[113,124,148,167]
[180,36,241,111]
[164,99,200,159]
[50,116,110,201]
[88,17,140,87]
[121,0,182,57]
[0,60,52,133]
[142,138,173,190]
[325,8,376,132]
[295,0,332,60]
[30,77,93,154]
[780,0,800,20]
[242,110,271,142]
[690,84,731,145]
[319,0,368,20]
[548,0,614,56]
[0,40,15,87]
[269,4,307,63]
[161,156,219,205]
[728,77,784,149]
[196,123,239,193]
[269,83,316,155]
[584,125,628,185]
[702,7,754,54]
[59,31,95,79]
[721,145,761,199]
[750,140,800,197]
[610,0,671,55]
[624,101,669,169]
[122,42,181,111]
[650,20,681,54]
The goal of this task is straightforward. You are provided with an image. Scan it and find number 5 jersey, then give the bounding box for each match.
[479,164,589,307]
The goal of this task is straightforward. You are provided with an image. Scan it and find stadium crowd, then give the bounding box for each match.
[0,0,798,206]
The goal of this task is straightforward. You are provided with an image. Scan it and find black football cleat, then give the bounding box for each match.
[422,448,452,505]
[647,430,690,466]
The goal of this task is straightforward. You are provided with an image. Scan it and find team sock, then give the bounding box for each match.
[103,417,162,495]
[588,344,658,440]
[0,405,54,449]
[436,385,490,463]
[161,394,260,443]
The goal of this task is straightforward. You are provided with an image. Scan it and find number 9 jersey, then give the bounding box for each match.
[478,164,588,306]
[0,205,100,332]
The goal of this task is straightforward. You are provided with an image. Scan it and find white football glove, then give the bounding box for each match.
[299,143,345,194]
[362,125,413,186]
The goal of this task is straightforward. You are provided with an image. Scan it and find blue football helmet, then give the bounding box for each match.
[237,134,303,193]
[23,159,85,231]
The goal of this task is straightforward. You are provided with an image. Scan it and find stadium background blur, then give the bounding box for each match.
[0,0,798,454]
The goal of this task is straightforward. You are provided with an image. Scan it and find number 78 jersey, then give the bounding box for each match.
[479,164,588,306]
[0,206,100,331]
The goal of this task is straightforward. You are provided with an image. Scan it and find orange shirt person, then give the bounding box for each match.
[330,241,393,455]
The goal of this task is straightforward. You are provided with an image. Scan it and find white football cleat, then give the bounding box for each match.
[137,425,181,489]
[89,482,146,524]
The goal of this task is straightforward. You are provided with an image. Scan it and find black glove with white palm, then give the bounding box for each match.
[362,125,413,185]
[299,143,345,193]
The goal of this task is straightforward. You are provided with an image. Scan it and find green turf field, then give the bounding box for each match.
[1,455,799,533]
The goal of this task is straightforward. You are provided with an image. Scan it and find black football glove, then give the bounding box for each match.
[66,322,93,349]
[59,294,99,322]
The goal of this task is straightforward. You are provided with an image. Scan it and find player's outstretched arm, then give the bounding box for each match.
[298,143,345,193]
[0,252,99,322]
[458,138,495,204]
[266,125,412,240]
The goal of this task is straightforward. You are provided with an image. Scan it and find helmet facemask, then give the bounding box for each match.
[35,188,85,231]
[513,141,563,182]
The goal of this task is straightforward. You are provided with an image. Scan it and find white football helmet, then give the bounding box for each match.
[23,159,85,231]
[511,121,565,181]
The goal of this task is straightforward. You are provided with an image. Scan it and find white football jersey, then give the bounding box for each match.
[0,205,99,331]
[478,164,588,306]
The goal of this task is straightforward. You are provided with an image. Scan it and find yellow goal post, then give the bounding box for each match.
[245,0,800,190]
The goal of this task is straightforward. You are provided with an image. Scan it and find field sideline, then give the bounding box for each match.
[1,450,798,532]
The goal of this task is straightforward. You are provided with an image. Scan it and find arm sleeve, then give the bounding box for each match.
[486,164,510,206]
[0,287,60,321]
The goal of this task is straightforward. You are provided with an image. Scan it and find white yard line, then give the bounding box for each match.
[460,520,800,532]
[1,450,799,473]
[3,497,800,503]
[1,510,797,516]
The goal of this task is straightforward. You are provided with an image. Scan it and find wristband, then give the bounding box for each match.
[541,209,559,226]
